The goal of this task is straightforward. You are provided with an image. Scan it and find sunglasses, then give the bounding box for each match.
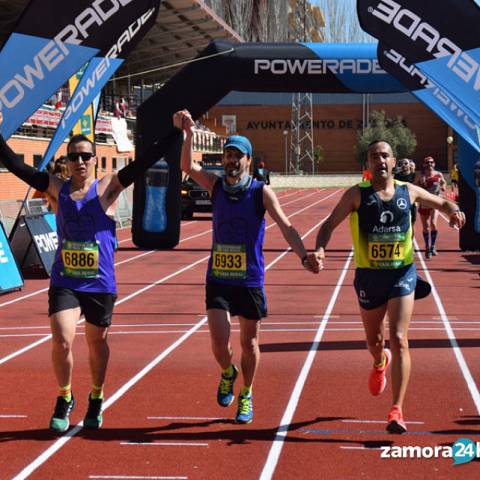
[67,152,95,162]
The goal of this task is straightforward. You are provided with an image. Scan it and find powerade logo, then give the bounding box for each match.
[254,59,385,75]
[369,0,480,91]
[61,6,155,128]
[385,48,479,133]
[33,232,58,254]
[380,438,480,464]
[0,0,135,112]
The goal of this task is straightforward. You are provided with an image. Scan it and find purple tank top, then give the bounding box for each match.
[50,180,117,293]
[206,179,265,287]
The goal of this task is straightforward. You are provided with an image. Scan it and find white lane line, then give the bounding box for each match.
[89,477,187,480]
[415,239,480,414]
[4,325,480,338]
[0,256,209,366]
[12,190,342,480]
[259,251,354,480]
[147,416,222,421]
[0,189,341,365]
[120,442,208,447]
[341,419,424,425]
[0,189,321,310]
[0,414,28,418]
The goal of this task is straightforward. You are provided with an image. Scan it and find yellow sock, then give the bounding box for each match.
[59,385,72,403]
[240,385,252,397]
[222,365,234,378]
[374,352,387,369]
[91,384,104,400]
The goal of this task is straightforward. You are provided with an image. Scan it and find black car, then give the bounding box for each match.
[181,167,223,219]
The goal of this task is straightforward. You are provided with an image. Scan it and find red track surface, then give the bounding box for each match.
[0,188,479,479]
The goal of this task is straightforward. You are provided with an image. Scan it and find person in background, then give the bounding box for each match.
[415,156,447,258]
[394,159,416,184]
[450,163,459,200]
[254,161,270,185]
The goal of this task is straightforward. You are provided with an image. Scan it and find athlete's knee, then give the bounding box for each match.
[52,337,73,355]
[389,330,409,352]
[240,335,259,356]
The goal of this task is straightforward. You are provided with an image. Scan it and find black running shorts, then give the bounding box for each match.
[205,282,267,320]
[48,287,117,327]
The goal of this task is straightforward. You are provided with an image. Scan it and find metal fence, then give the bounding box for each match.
[0,185,134,235]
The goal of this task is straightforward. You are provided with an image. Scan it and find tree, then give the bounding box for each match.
[356,111,417,166]
[313,0,376,43]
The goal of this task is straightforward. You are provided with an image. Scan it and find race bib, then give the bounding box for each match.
[61,240,99,278]
[368,233,405,268]
[212,243,247,279]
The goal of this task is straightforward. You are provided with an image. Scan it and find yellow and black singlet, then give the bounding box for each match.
[350,181,414,269]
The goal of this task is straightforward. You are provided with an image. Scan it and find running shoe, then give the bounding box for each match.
[425,248,431,259]
[83,394,103,429]
[217,364,239,407]
[49,395,75,433]
[386,404,407,434]
[235,394,253,424]
[431,246,438,256]
[368,348,391,396]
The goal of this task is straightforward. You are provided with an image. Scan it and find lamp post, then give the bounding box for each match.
[283,130,289,174]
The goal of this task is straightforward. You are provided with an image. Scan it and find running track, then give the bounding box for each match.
[0,188,479,479]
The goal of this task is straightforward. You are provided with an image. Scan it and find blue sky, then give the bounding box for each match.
[313,0,480,41]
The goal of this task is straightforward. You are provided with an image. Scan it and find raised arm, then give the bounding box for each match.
[173,110,219,195]
[0,112,62,198]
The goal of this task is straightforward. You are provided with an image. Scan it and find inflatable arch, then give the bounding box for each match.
[132,40,479,250]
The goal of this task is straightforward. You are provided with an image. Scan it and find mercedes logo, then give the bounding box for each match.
[397,198,408,210]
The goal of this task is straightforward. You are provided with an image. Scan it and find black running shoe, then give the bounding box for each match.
[83,394,103,429]
[50,395,75,432]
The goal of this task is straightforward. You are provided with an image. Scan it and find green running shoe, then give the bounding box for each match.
[235,394,253,424]
[83,394,103,429]
[50,395,75,433]
[217,365,239,407]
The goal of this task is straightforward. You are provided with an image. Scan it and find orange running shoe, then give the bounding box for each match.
[387,404,407,434]
[368,348,391,396]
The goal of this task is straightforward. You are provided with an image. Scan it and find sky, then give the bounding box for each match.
[312,0,480,42]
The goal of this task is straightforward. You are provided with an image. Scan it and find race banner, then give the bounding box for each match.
[357,0,480,140]
[0,221,23,294]
[39,1,160,170]
[0,0,161,140]
[69,64,96,142]
[9,213,58,276]
[377,42,480,152]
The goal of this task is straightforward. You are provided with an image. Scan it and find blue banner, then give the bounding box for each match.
[0,0,161,141]
[0,221,23,294]
[39,3,159,170]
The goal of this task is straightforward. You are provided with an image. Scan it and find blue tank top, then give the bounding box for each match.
[206,178,265,287]
[50,180,117,293]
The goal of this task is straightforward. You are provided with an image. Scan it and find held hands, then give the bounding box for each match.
[449,210,466,229]
[172,109,195,136]
[302,249,324,274]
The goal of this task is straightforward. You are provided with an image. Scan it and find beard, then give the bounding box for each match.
[225,165,240,178]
